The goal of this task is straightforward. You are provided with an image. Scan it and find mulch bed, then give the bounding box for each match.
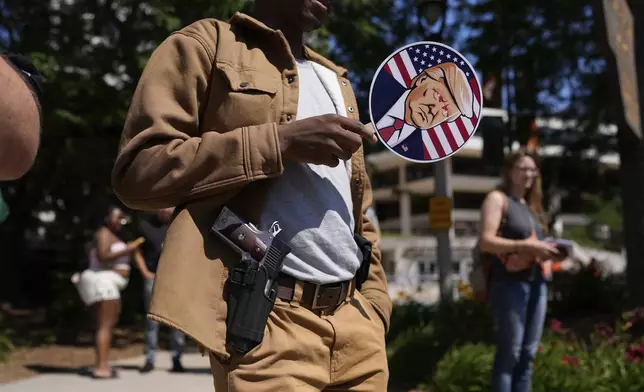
[0,340,144,384]
[0,302,147,384]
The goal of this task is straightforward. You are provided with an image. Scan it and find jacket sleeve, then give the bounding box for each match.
[358,170,393,333]
[111,27,283,211]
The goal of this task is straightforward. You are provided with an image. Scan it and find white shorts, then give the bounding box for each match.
[71,269,129,306]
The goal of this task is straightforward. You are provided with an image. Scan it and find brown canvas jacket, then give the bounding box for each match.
[111,12,392,362]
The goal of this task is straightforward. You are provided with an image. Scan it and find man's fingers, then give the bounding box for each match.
[363,122,379,143]
[325,139,351,162]
[335,116,378,142]
[332,127,363,154]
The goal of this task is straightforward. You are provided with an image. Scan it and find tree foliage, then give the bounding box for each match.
[0,0,625,306]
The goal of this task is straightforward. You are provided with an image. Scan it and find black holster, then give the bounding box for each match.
[354,233,372,291]
[225,241,290,355]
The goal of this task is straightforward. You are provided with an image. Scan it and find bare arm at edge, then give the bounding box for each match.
[0,56,41,181]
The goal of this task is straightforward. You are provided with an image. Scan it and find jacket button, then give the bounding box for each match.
[342,80,348,86]
[348,106,355,113]
[240,82,249,88]
[286,114,293,121]
[354,178,360,185]
[287,76,295,83]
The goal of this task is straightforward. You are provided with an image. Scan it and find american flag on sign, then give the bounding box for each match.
[369,42,483,163]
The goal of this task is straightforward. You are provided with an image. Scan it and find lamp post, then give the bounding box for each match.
[418,0,447,40]
[418,0,455,303]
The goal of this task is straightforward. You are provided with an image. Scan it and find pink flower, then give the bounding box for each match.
[561,355,580,366]
[593,323,614,338]
[608,336,620,347]
[625,351,642,363]
[625,343,644,363]
[551,319,563,333]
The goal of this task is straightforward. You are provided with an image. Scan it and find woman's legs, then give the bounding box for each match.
[93,298,121,377]
[512,281,547,392]
[490,279,531,392]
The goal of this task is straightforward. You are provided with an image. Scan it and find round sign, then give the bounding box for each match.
[369,41,483,163]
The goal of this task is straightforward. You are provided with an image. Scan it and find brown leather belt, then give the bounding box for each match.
[276,273,354,314]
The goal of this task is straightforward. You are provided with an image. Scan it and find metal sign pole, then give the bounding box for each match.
[434,159,454,302]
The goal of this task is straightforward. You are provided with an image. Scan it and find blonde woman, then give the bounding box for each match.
[479,150,560,392]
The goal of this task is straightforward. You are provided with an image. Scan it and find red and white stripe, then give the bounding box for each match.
[421,78,482,160]
[384,52,419,89]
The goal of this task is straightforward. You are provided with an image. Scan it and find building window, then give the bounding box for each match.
[452,156,499,176]
[411,195,430,214]
[453,192,487,210]
[373,201,399,222]
[371,168,399,189]
[406,163,433,181]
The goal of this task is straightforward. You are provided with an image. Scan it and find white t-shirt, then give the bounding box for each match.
[258,59,362,285]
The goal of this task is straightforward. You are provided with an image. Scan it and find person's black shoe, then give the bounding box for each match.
[171,358,185,373]
[140,361,154,373]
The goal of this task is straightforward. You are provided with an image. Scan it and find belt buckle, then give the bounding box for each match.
[311,283,343,311]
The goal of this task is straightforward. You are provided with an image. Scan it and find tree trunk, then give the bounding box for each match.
[618,123,644,306]
[625,0,644,306]
[594,0,644,306]
[608,0,644,306]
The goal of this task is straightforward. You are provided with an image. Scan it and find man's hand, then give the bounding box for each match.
[277,114,378,167]
[143,271,156,280]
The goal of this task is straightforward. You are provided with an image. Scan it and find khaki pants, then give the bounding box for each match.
[210,289,389,391]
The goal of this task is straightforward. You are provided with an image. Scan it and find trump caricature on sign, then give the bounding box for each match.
[370,42,482,163]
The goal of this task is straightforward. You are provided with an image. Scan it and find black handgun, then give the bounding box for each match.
[211,206,291,355]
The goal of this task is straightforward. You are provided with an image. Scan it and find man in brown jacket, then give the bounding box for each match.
[112,0,392,390]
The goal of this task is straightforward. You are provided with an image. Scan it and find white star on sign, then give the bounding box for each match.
[432,47,437,52]
[430,55,435,60]
[423,52,427,57]
[421,60,425,65]
[447,54,451,58]
[439,50,444,55]
[414,57,418,61]
[460,61,464,65]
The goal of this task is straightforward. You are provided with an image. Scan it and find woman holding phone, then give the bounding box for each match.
[73,205,147,379]
[478,150,563,392]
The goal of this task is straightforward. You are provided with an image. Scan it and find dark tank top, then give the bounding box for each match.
[490,192,545,282]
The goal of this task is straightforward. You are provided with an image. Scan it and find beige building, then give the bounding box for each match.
[365,109,620,298]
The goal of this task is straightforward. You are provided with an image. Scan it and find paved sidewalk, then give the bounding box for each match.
[0,351,214,392]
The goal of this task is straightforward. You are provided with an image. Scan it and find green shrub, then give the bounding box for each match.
[548,269,628,318]
[0,329,15,362]
[432,343,493,392]
[531,335,603,392]
[428,315,644,392]
[386,283,644,392]
[387,301,436,346]
[386,300,494,389]
[388,323,445,389]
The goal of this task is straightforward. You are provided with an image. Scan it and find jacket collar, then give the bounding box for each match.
[229,12,348,78]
